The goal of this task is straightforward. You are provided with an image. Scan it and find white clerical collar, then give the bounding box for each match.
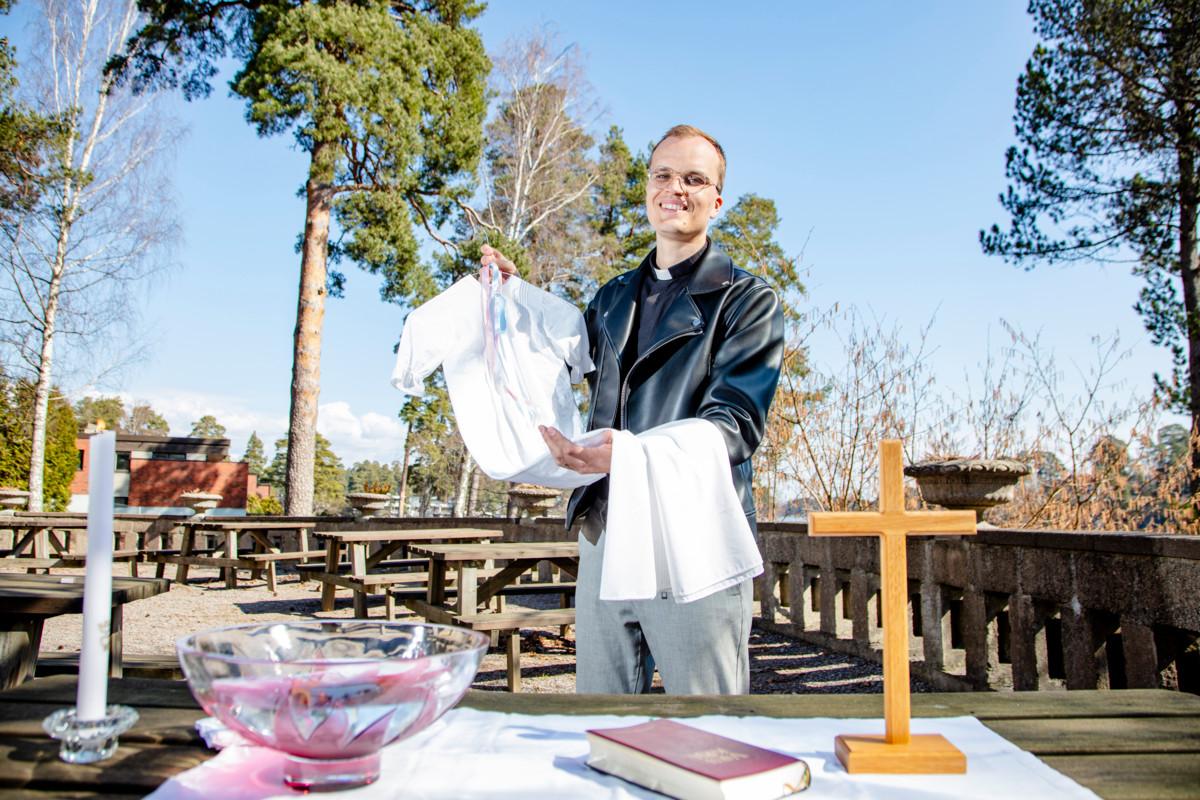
[652,266,673,281]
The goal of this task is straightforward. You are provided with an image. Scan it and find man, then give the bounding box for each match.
[481,124,784,694]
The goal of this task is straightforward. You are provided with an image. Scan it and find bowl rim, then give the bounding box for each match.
[176,620,489,667]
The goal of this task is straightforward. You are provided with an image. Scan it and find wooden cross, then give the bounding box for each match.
[808,440,976,774]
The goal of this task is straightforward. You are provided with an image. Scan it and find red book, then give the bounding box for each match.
[586,719,811,799]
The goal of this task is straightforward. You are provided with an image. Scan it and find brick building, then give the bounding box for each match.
[70,434,267,512]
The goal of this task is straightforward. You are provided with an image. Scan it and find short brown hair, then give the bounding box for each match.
[651,124,726,193]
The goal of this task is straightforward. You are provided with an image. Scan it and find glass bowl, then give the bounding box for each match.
[177,621,488,791]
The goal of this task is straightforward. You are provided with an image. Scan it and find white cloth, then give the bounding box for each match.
[150,708,1100,799]
[392,280,758,602]
[604,419,763,603]
[391,274,603,489]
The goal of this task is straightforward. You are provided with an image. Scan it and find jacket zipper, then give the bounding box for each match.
[617,329,702,429]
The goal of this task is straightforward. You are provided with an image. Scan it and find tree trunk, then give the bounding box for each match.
[26,190,77,513]
[453,453,474,517]
[284,144,335,516]
[1180,180,1199,495]
[1174,82,1200,501]
[468,467,481,516]
[26,278,61,513]
[397,431,411,516]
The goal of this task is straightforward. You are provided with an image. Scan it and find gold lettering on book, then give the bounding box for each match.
[690,748,749,765]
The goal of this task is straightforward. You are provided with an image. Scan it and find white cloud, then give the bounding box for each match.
[69,387,407,466]
[317,401,406,465]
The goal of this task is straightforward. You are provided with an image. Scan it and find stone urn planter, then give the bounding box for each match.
[904,458,1030,525]
[0,487,30,513]
[178,491,223,516]
[506,483,561,519]
[346,492,392,517]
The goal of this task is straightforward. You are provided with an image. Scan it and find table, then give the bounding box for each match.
[0,518,139,574]
[0,677,1196,798]
[312,528,499,619]
[406,541,579,620]
[148,520,319,590]
[0,576,169,690]
[404,541,578,690]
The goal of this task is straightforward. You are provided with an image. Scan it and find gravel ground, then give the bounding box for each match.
[27,563,929,694]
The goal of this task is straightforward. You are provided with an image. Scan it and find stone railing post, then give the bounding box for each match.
[818,539,839,637]
[1120,619,1161,688]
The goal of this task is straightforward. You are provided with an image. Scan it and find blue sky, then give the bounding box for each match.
[6,2,1168,465]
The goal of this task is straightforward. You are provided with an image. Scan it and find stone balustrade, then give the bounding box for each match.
[26,509,1191,693]
[755,523,1200,693]
[316,515,1200,693]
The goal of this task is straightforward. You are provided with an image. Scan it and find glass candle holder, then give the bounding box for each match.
[43,705,139,764]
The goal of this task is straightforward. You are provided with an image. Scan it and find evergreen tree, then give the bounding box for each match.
[243,431,266,478]
[712,194,806,320]
[71,395,170,435]
[189,415,226,437]
[0,375,78,509]
[124,403,169,435]
[112,1,490,515]
[588,126,653,286]
[0,0,63,221]
[72,396,124,434]
[982,0,1200,475]
[346,460,400,493]
[263,432,345,513]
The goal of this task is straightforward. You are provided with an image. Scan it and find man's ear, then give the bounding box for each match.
[710,194,723,218]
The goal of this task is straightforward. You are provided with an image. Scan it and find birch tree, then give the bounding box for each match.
[431,31,598,513]
[0,0,177,510]
[478,30,599,290]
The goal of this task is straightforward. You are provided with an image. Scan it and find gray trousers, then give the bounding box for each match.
[575,515,752,695]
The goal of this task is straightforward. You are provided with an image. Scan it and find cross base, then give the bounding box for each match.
[834,733,966,774]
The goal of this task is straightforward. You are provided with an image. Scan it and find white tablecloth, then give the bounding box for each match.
[148,708,1099,799]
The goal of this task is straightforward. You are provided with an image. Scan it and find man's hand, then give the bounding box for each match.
[540,425,612,474]
[480,244,517,281]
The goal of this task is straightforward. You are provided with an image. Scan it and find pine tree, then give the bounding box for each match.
[243,432,266,478]
[982,0,1200,476]
[113,1,490,514]
[189,415,226,437]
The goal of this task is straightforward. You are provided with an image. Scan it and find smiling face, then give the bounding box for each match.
[645,135,724,249]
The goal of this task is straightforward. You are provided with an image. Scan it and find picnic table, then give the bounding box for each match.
[0,575,169,691]
[0,676,1196,798]
[147,519,320,591]
[404,541,579,691]
[0,517,139,574]
[311,528,500,619]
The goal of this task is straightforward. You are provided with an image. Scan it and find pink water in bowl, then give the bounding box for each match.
[199,658,448,789]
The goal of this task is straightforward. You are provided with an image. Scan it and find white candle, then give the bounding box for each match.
[77,431,115,721]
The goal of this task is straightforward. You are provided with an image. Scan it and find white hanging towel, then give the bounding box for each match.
[603,418,763,603]
[391,273,604,490]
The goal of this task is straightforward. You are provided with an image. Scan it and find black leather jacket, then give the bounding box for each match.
[566,243,785,529]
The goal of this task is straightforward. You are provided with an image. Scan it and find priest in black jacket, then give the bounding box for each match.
[481,124,785,694]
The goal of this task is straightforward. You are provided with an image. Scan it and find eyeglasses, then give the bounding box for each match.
[647,167,720,193]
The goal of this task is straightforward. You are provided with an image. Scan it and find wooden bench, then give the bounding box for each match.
[391,580,576,623]
[321,567,506,620]
[0,550,141,576]
[146,548,218,580]
[148,549,326,592]
[296,557,426,582]
[456,608,577,692]
[35,652,183,680]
